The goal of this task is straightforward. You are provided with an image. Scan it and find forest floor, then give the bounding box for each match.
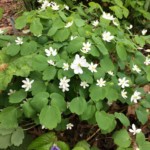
[0,0,24,34]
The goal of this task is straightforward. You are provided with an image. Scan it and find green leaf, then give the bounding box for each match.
[89,85,106,101]
[136,108,148,124]
[42,66,57,81]
[67,37,84,54]
[22,101,36,118]
[0,71,13,90]
[30,18,43,36]
[122,7,129,18]
[136,132,145,146]
[69,97,87,115]
[106,87,118,101]
[113,129,131,148]
[74,18,85,27]
[73,147,85,150]
[39,106,61,129]
[0,134,11,149]
[50,93,66,112]
[145,66,150,81]
[11,127,24,146]
[52,18,65,29]
[0,107,18,128]
[32,55,48,71]
[21,41,37,55]
[0,126,14,135]
[114,0,123,7]
[116,43,127,61]
[53,28,70,42]
[48,26,58,36]
[5,44,20,56]
[79,70,93,84]
[30,92,49,112]
[101,55,114,72]
[56,141,70,150]
[15,15,27,29]
[28,132,57,150]
[89,45,100,57]
[9,90,27,103]
[75,140,90,150]
[115,112,130,127]
[110,6,123,19]
[81,104,96,120]
[139,141,150,150]
[31,80,47,95]
[92,36,108,55]
[95,111,116,132]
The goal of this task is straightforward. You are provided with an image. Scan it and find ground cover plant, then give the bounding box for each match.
[0,0,150,149]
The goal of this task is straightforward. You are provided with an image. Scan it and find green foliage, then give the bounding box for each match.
[0,0,150,149]
[113,129,131,148]
[95,111,116,133]
[39,106,61,129]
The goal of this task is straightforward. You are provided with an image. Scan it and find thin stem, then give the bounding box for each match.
[86,128,100,142]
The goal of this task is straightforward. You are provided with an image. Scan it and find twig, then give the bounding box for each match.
[86,128,100,142]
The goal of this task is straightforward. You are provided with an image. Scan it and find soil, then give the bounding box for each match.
[0,0,24,34]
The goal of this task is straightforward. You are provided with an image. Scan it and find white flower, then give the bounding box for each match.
[96,78,106,87]
[81,42,91,53]
[121,89,128,99]
[50,2,59,10]
[42,125,45,129]
[15,37,23,45]
[80,81,89,89]
[144,57,150,66]
[102,31,114,42]
[145,49,150,53]
[113,19,119,26]
[45,47,57,56]
[127,24,133,30]
[92,20,99,27]
[65,21,73,28]
[8,89,16,95]
[102,12,114,20]
[70,36,77,40]
[118,77,130,88]
[66,102,70,108]
[38,0,43,3]
[132,65,141,73]
[63,63,69,71]
[66,123,74,130]
[22,78,34,91]
[107,71,114,76]
[22,29,30,34]
[141,29,147,35]
[137,47,143,50]
[64,4,69,10]
[71,54,89,74]
[129,124,141,135]
[47,60,56,66]
[131,91,141,103]
[41,0,51,10]
[59,76,70,92]
[88,62,97,73]
[0,29,4,34]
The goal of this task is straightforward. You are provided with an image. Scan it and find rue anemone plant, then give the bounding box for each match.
[0,0,150,149]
